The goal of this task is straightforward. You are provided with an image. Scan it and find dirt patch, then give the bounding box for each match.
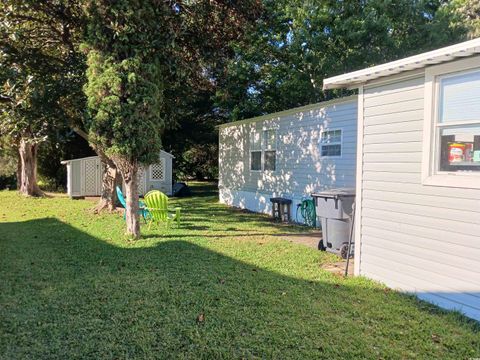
[321,260,354,276]
[274,231,322,249]
[274,231,354,276]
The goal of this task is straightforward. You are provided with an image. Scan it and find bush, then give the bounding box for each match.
[0,175,17,190]
[38,176,65,192]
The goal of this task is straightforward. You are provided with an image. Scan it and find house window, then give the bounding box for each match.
[436,70,480,173]
[320,129,342,157]
[250,130,262,171]
[263,129,276,171]
[250,151,262,171]
[422,58,480,189]
[249,128,277,171]
[150,159,165,181]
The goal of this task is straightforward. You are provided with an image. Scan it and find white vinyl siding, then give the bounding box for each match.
[219,97,357,212]
[359,69,480,321]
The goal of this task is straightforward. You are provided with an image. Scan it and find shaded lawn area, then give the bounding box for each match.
[0,183,479,359]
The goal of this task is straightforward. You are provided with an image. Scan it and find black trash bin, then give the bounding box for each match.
[311,188,355,259]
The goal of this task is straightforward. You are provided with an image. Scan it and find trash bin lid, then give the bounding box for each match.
[311,187,356,199]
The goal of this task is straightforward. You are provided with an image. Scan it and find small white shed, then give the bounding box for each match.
[62,150,174,197]
[218,96,358,221]
[324,38,480,321]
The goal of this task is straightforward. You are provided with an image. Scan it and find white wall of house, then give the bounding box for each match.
[218,96,357,222]
[63,150,173,197]
[356,57,480,321]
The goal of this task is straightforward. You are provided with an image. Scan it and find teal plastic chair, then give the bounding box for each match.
[115,186,150,223]
[143,190,181,230]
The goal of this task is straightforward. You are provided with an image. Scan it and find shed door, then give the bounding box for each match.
[83,158,100,196]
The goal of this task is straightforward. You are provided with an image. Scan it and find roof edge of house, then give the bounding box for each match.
[217,94,358,129]
[323,37,480,90]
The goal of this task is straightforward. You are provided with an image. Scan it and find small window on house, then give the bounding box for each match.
[263,129,276,171]
[150,159,165,181]
[250,151,262,171]
[436,70,480,173]
[250,130,262,171]
[320,129,342,157]
[264,151,276,171]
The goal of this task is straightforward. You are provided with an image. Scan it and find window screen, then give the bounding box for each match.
[439,70,480,123]
[250,151,261,171]
[320,129,342,157]
[264,151,276,171]
[437,70,480,173]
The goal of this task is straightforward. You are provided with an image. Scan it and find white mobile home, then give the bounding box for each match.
[62,150,174,197]
[324,38,480,321]
[218,96,357,221]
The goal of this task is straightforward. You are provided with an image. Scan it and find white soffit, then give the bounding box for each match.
[323,37,480,90]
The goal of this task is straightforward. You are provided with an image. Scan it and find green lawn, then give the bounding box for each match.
[0,183,479,359]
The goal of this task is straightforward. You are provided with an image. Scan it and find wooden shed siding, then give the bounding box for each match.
[360,73,480,319]
[219,99,358,198]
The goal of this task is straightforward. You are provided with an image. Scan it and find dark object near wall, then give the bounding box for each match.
[270,197,292,222]
[0,175,17,190]
[172,182,191,197]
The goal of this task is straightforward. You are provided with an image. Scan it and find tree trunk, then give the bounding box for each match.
[16,149,22,190]
[115,158,140,239]
[18,138,42,196]
[94,153,122,213]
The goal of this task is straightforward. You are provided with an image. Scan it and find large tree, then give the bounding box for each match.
[0,1,123,208]
[0,0,84,196]
[83,0,260,238]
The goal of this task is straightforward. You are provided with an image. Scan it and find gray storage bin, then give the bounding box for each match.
[312,188,355,259]
[312,188,355,220]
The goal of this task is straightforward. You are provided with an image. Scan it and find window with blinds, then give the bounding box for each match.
[437,69,480,172]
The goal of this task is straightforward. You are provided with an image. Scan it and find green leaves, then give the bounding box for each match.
[215,0,469,122]
[83,1,167,164]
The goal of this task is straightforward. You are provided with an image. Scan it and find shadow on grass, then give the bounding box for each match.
[1,218,479,359]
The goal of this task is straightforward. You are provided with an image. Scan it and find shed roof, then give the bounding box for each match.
[61,150,174,165]
[323,37,480,90]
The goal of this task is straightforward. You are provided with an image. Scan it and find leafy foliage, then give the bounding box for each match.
[0,0,85,143]
[444,0,480,38]
[215,0,468,122]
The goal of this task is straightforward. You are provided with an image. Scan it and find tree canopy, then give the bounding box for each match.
[0,0,85,195]
[214,0,469,122]
[82,0,261,236]
[0,0,476,195]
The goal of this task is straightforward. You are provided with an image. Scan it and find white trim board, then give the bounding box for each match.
[324,38,480,89]
[354,86,364,276]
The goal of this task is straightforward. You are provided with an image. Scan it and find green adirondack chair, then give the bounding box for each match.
[143,190,181,230]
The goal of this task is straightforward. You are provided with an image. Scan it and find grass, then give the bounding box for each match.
[0,182,479,359]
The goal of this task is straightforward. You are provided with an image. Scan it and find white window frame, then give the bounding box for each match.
[149,158,166,182]
[422,57,480,189]
[320,128,343,158]
[249,127,278,172]
[262,128,277,172]
[249,129,262,172]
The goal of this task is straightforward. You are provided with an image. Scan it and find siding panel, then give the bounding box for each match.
[219,98,357,199]
[360,72,480,321]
